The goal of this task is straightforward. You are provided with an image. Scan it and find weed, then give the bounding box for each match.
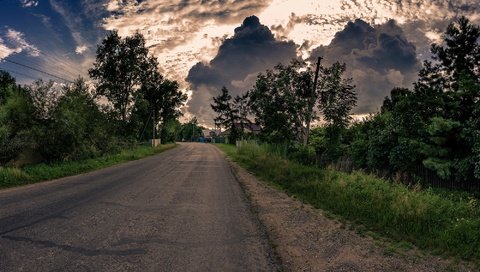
[216,141,480,263]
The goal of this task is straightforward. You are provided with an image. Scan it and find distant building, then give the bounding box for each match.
[233,123,261,134]
[200,129,221,142]
[221,122,262,138]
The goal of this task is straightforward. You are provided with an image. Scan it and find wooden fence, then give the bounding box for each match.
[315,153,480,192]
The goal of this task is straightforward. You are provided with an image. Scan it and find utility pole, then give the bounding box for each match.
[152,110,155,141]
[305,56,322,146]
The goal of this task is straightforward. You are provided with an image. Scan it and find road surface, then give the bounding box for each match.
[0,143,278,271]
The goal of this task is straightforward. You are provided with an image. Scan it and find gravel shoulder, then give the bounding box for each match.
[226,156,477,272]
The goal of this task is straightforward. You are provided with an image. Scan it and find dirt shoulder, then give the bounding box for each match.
[228,159,476,272]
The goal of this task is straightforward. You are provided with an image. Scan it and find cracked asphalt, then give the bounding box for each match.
[0,143,278,272]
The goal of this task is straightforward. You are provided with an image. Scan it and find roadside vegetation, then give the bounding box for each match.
[212,17,480,190]
[0,32,189,186]
[214,17,480,263]
[217,141,480,262]
[0,143,175,189]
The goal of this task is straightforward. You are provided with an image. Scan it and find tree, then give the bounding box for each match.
[27,79,61,121]
[138,58,187,140]
[39,78,113,161]
[0,70,16,105]
[431,16,480,90]
[318,62,356,128]
[248,60,319,144]
[353,17,480,182]
[0,78,36,165]
[414,17,480,181]
[179,117,203,141]
[89,31,150,126]
[211,86,240,143]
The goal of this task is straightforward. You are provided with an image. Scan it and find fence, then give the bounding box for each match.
[316,153,480,192]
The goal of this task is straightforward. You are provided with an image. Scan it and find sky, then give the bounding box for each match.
[0,0,479,125]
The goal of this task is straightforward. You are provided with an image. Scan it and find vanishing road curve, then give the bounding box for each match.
[0,143,278,272]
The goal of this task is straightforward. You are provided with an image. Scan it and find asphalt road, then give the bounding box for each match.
[0,143,278,272]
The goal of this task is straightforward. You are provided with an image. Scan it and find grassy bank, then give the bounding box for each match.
[0,143,176,189]
[216,142,480,263]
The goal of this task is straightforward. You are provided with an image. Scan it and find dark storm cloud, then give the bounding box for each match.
[186,15,297,124]
[310,19,421,113]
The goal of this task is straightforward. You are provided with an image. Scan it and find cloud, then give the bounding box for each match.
[20,0,38,8]
[75,45,88,54]
[0,38,17,59]
[49,0,98,56]
[0,28,40,59]
[102,0,271,87]
[186,15,297,125]
[99,0,480,122]
[310,19,421,114]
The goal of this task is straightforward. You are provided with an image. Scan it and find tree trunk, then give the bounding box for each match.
[304,57,322,146]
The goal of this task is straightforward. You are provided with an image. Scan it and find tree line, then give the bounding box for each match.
[212,17,480,187]
[0,31,186,165]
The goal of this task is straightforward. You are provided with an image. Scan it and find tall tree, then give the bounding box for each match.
[248,60,319,144]
[89,31,150,124]
[415,17,480,181]
[316,62,356,160]
[211,86,240,143]
[318,62,356,128]
[139,57,187,140]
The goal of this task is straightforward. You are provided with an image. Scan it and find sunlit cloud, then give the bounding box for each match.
[98,0,479,124]
[75,45,88,54]
[19,0,39,8]
[0,38,17,59]
[0,28,40,59]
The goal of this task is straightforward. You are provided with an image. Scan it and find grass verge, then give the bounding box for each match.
[0,143,176,189]
[216,142,480,264]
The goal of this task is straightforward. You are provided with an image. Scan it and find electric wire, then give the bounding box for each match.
[10,54,85,80]
[3,58,74,83]
[0,67,39,80]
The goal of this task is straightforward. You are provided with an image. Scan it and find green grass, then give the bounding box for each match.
[215,141,480,263]
[0,143,176,189]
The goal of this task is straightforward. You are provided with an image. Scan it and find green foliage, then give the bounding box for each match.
[248,60,319,144]
[179,117,204,141]
[0,85,36,164]
[0,70,16,105]
[218,141,480,262]
[0,144,176,188]
[38,78,115,161]
[318,62,356,128]
[0,31,186,168]
[246,59,356,150]
[89,31,150,124]
[160,118,182,143]
[339,17,480,187]
[211,86,241,143]
[137,58,187,140]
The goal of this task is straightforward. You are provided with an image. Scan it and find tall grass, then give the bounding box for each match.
[217,141,480,262]
[0,143,176,189]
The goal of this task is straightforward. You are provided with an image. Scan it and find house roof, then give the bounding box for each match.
[233,122,262,132]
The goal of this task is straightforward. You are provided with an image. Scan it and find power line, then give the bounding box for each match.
[3,58,74,83]
[39,51,88,76]
[10,54,85,80]
[0,67,39,81]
